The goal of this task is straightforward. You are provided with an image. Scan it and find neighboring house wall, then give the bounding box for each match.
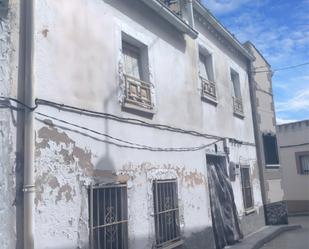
[244,42,288,225]
[0,1,22,248]
[277,120,309,214]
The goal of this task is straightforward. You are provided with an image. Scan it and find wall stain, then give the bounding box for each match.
[36,122,95,176]
[120,162,206,188]
[56,183,75,203]
[42,28,49,37]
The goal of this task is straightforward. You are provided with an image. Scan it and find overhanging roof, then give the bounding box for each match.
[193,1,255,61]
[140,0,198,39]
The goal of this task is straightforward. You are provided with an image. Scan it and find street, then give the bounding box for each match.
[261,216,309,249]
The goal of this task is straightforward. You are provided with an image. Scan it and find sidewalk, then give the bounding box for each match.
[225,223,301,249]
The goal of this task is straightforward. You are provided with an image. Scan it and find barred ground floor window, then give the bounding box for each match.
[89,184,128,249]
[240,166,254,210]
[153,179,181,248]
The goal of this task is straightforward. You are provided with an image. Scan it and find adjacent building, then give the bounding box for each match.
[0,0,287,249]
[244,42,288,225]
[277,120,309,215]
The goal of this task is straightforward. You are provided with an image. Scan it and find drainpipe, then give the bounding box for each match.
[187,0,195,28]
[22,0,35,248]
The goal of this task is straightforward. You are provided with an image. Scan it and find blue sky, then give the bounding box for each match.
[202,0,309,124]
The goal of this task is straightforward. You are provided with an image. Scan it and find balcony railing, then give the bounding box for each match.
[200,76,217,101]
[233,97,244,116]
[159,0,181,16]
[124,74,153,110]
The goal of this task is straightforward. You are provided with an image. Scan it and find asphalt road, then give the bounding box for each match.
[261,216,309,249]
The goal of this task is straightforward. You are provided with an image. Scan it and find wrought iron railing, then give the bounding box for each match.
[159,0,182,16]
[89,184,128,249]
[153,179,182,248]
[233,97,244,116]
[123,74,153,110]
[200,76,217,101]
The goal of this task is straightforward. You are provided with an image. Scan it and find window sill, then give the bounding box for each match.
[122,101,155,117]
[244,208,256,215]
[265,164,280,169]
[201,95,218,106]
[233,111,244,119]
[157,239,184,249]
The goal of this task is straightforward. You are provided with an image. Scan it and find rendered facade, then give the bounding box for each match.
[0,1,279,249]
[244,42,288,225]
[277,120,309,215]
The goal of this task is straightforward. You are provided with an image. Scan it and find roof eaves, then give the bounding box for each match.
[193,1,255,61]
[140,0,198,39]
[243,41,271,67]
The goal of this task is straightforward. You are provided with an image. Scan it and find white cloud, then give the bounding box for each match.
[203,0,251,14]
[276,89,309,112]
[276,118,297,124]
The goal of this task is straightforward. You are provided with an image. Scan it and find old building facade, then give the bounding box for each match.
[0,1,269,249]
[244,42,288,225]
[277,120,309,215]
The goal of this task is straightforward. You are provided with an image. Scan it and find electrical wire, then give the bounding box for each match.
[35,98,223,140]
[253,61,309,74]
[0,96,255,146]
[36,112,223,152]
[280,142,309,149]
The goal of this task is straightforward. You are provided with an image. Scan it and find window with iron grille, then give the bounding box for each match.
[122,40,153,110]
[89,184,128,249]
[262,134,279,166]
[240,167,254,210]
[153,179,181,248]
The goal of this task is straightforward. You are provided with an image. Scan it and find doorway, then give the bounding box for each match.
[206,154,243,249]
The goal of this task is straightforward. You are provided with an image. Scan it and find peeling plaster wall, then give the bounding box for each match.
[0,1,20,248]
[31,0,263,248]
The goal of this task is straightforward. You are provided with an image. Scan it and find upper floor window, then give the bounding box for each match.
[263,134,280,166]
[231,69,244,117]
[199,52,216,103]
[295,151,309,175]
[122,39,153,111]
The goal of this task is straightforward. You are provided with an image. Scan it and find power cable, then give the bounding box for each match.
[280,142,309,149]
[36,112,223,152]
[253,61,309,74]
[0,96,255,146]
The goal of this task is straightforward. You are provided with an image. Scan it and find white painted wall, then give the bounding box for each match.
[277,121,309,202]
[29,0,263,248]
[0,1,20,248]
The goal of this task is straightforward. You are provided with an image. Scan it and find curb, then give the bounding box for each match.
[227,224,301,249]
[252,225,301,249]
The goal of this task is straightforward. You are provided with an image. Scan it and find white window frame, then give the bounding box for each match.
[230,68,244,117]
[198,46,217,104]
[121,33,155,113]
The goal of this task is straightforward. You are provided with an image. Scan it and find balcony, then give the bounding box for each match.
[124,74,154,110]
[159,0,181,16]
[200,76,217,103]
[233,97,244,117]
